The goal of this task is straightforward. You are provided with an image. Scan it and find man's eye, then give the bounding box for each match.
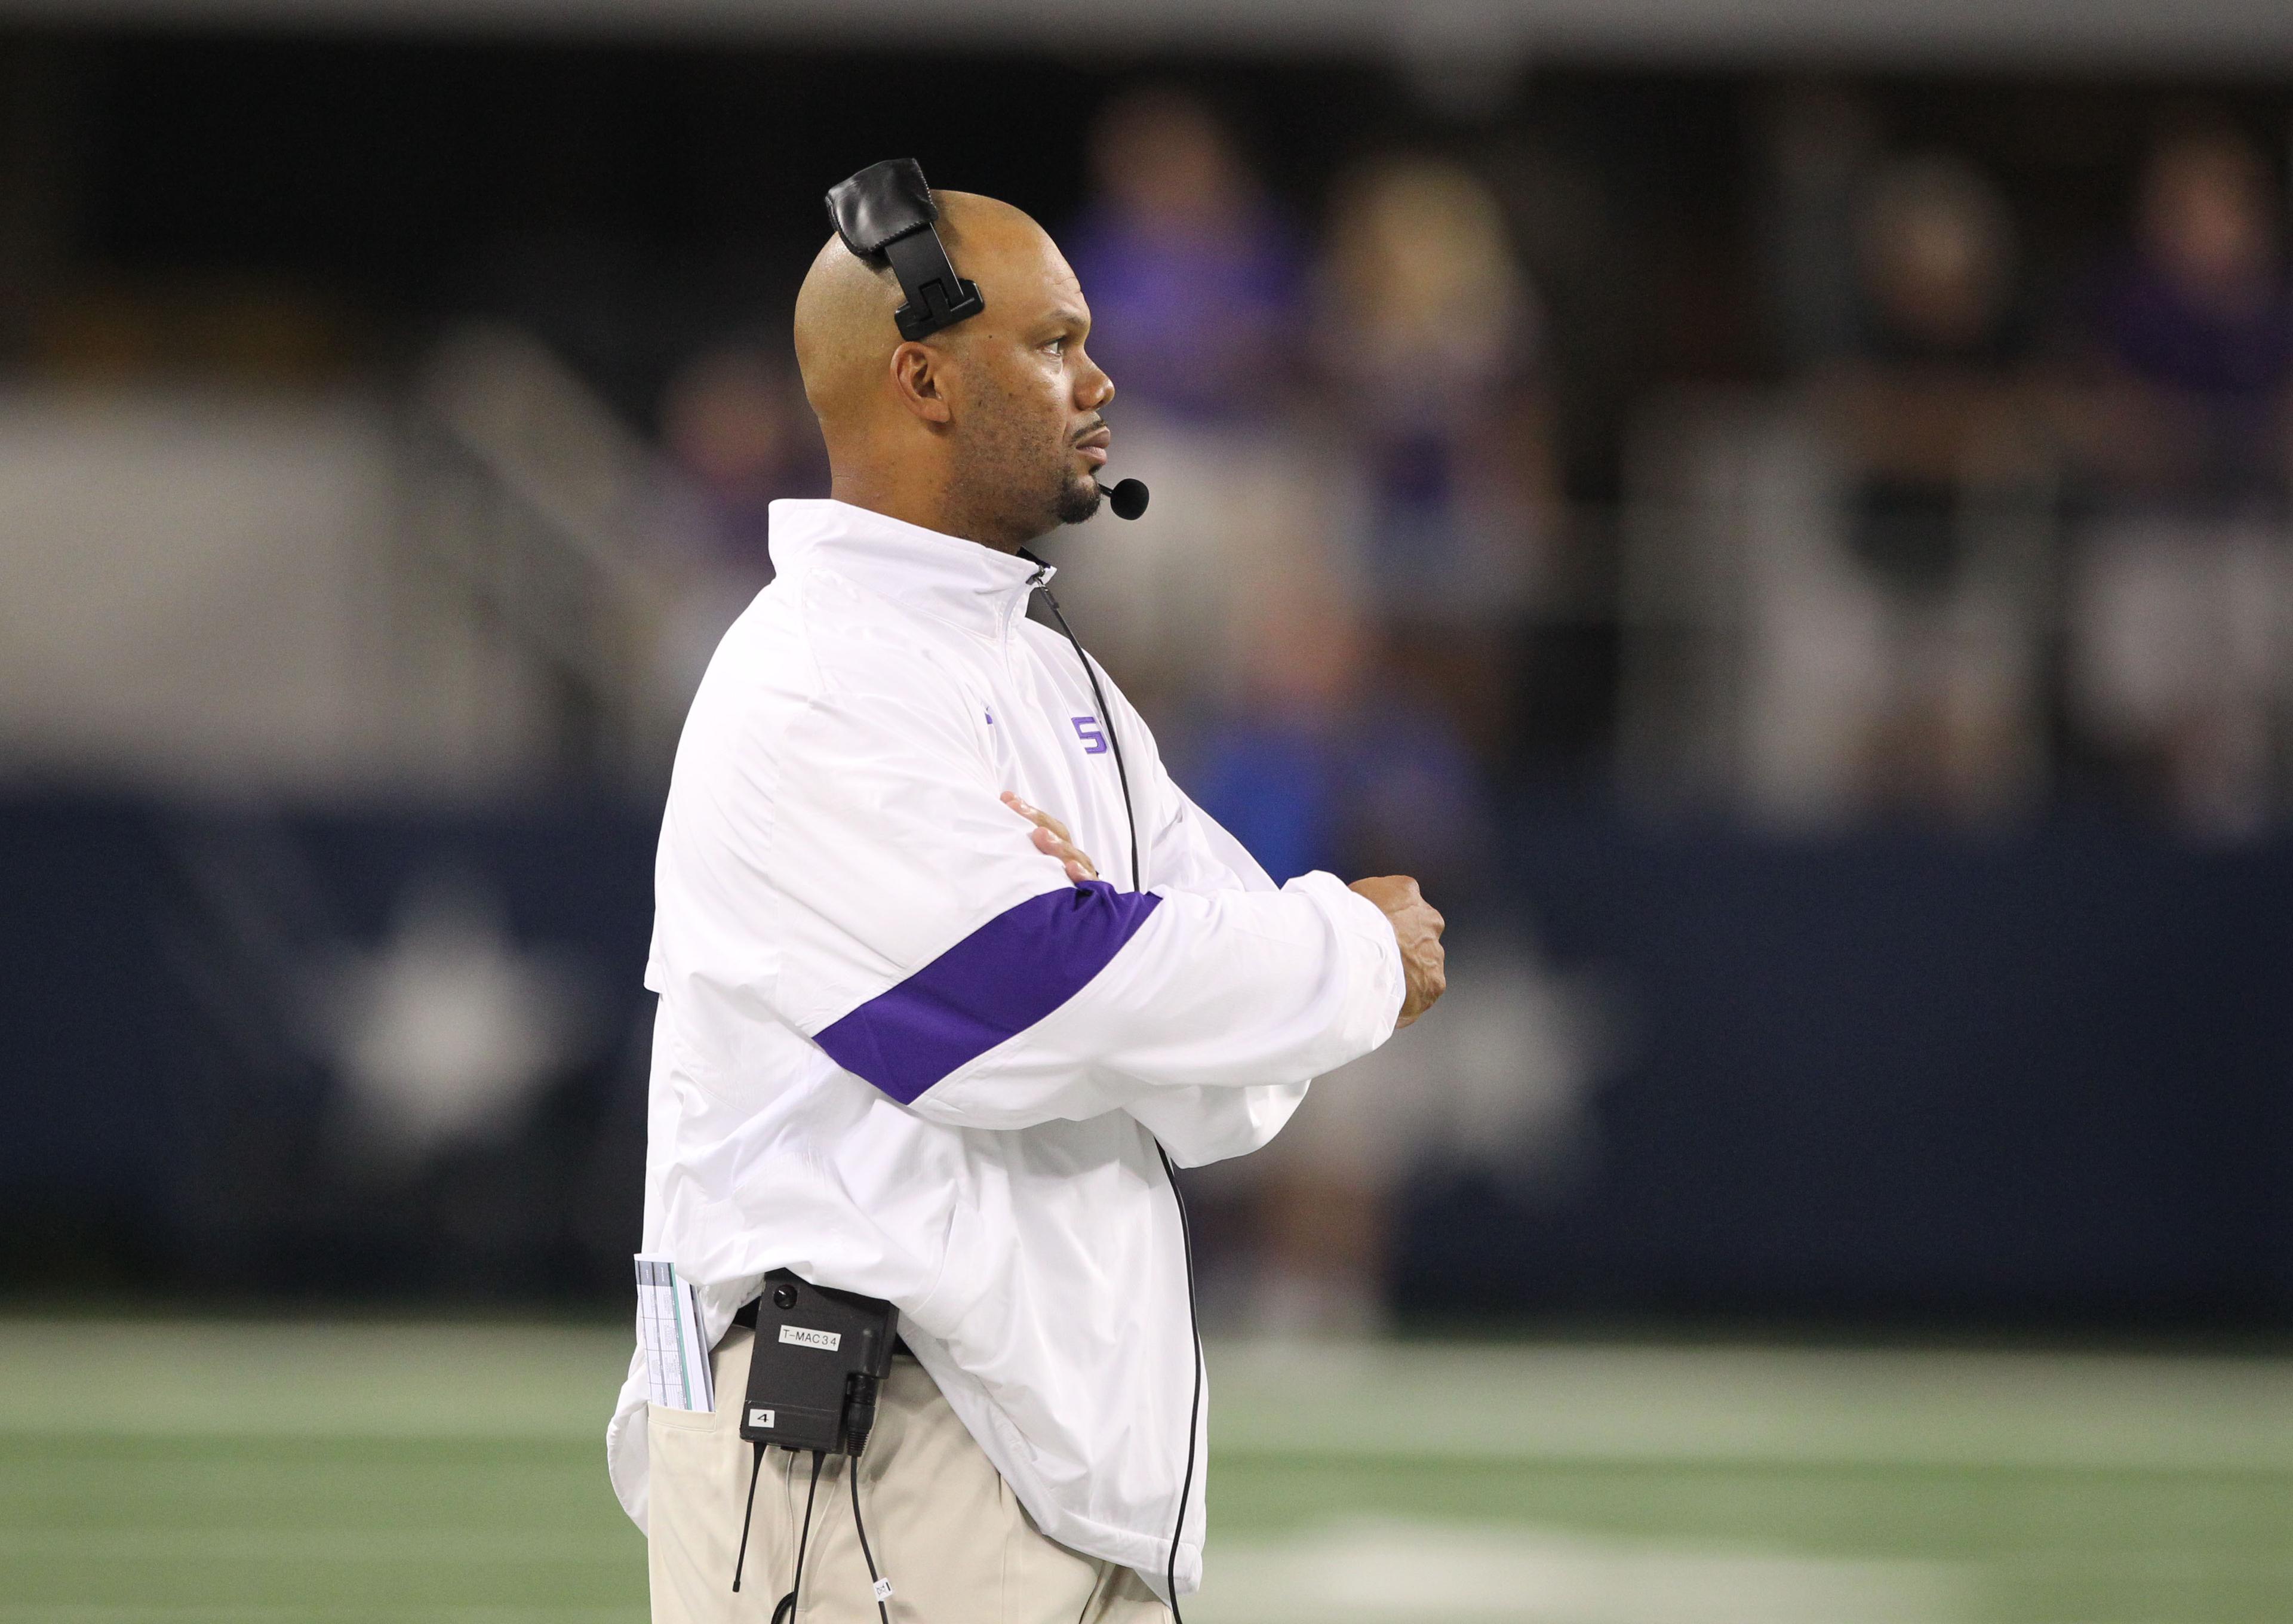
[1044,337,1065,355]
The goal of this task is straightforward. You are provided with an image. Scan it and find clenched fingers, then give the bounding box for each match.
[1347,873,1448,1029]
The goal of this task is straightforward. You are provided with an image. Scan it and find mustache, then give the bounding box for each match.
[1071,416,1108,444]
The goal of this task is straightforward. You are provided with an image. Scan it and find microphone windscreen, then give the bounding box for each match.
[1108,478,1150,521]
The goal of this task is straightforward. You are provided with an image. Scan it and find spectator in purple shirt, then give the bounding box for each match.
[2074,128,2293,509]
[1062,86,1307,423]
[2065,127,2293,834]
[1042,87,1342,727]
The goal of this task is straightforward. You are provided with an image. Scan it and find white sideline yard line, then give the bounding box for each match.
[1,1322,2289,1473]
[1207,1340,2293,1474]
[1185,1518,1976,1624]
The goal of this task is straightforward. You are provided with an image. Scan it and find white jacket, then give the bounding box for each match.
[606,498,1404,1597]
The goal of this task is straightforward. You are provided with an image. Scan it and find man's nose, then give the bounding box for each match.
[1077,353,1114,411]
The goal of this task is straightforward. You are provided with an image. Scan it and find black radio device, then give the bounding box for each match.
[729,1271,901,1617]
[739,1268,899,1456]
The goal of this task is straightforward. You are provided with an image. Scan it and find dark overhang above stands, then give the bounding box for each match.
[8,0,2293,76]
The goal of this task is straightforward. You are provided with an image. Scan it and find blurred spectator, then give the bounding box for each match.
[1316,156,1563,758]
[1183,585,1499,1334]
[2071,130,2293,504]
[654,337,823,567]
[1187,587,1488,897]
[1044,88,1341,719]
[1063,85,1306,424]
[2063,128,2293,833]
[642,337,825,725]
[1811,155,2049,820]
[1708,152,2052,827]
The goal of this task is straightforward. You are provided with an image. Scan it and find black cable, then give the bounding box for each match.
[733,1441,767,1593]
[1019,548,1201,1620]
[849,1451,893,1624]
[1156,1139,1203,1624]
[767,1450,825,1624]
[1019,552,1139,891]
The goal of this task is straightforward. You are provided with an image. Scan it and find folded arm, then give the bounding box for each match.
[756,688,1406,1131]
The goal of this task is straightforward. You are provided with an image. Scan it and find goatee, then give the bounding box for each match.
[1055,475,1104,527]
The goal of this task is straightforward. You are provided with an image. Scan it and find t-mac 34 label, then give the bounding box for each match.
[779,1325,842,1352]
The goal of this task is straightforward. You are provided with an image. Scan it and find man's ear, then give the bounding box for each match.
[889,341,954,425]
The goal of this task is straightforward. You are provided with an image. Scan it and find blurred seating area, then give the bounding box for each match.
[1634,102,2293,838]
[7,59,2293,839]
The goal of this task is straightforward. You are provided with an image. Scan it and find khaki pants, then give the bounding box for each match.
[648,1327,1172,1623]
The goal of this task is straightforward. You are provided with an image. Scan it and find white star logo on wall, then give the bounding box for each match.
[1312,930,1630,1194]
[321,870,594,1161]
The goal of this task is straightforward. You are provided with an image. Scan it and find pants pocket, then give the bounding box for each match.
[647,1329,763,1623]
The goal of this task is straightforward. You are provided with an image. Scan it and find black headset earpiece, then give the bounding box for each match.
[825,158,986,342]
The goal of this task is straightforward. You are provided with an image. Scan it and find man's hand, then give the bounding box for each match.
[1348,875,1446,1029]
[1003,792,1099,885]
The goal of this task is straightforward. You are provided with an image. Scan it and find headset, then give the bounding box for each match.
[813,157,1197,1620]
[825,157,1151,522]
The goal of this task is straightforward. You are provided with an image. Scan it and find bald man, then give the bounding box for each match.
[607,177,1445,1624]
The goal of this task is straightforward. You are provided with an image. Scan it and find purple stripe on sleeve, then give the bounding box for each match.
[815,881,1162,1104]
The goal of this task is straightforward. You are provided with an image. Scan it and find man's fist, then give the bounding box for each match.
[1348,875,1446,1029]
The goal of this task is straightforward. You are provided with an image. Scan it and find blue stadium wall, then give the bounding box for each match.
[3,791,2289,1326]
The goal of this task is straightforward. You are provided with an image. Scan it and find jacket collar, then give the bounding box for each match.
[767,499,1053,640]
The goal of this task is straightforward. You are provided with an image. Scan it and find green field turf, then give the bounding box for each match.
[0,1320,2286,1622]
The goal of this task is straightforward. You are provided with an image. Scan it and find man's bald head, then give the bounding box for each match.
[790,221,906,427]
[795,193,1034,435]
[790,189,1117,550]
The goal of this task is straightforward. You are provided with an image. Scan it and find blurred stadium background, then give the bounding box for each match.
[4,0,2292,1619]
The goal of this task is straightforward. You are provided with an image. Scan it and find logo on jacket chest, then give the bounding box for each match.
[979,702,1111,772]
